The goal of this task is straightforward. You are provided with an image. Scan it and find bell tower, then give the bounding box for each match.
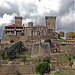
[45,16,56,32]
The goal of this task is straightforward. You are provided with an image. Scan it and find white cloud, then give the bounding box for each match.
[0,0,4,5]
[61,10,75,26]
[18,0,35,3]
[4,2,11,9]
[36,0,60,15]
[0,13,18,27]
[60,9,75,32]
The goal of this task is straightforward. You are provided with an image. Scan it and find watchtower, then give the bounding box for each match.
[15,17,22,26]
[45,16,56,32]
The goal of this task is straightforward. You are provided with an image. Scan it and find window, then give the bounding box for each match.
[10,40,14,43]
[47,23,50,25]
[38,31,40,35]
[48,29,53,32]
[21,33,24,36]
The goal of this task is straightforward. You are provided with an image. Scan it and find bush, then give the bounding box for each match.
[36,61,50,75]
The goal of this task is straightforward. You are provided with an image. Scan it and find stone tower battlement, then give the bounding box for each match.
[45,16,56,32]
[15,17,22,26]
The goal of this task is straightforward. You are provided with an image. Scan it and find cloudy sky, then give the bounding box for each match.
[0,0,75,38]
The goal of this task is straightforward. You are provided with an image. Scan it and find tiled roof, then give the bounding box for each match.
[5,24,47,28]
[5,24,24,28]
[66,40,75,42]
[26,26,47,28]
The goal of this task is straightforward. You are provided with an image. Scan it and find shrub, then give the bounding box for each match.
[36,61,50,75]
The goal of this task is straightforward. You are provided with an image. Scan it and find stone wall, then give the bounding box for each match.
[0,43,12,51]
[59,68,75,74]
[31,43,50,57]
[0,60,37,75]
[1,36,10,44]
[60,44,75,56]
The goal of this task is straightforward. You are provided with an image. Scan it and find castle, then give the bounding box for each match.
[0,17,75,75]
[1,16,58,44]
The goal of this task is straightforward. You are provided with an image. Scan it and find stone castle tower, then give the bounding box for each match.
[45,16,56,32]
[15,17,22,26]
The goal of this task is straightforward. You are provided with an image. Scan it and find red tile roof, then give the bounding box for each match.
[5,24,24,28]
[5,24,47,29]
[66,40,75,42]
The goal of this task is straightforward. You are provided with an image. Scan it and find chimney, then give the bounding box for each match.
[15,17,22,26]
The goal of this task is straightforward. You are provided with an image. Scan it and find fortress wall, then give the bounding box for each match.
[60,44,75,56]
[0,61,36,75]
[59,68,75,74]
[31,43,50,57]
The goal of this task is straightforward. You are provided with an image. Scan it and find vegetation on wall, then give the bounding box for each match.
[36,61,50,75]
[1,41,28,61]
[21,55,27,64]
[54,71,75,75]
[68,56,73,68]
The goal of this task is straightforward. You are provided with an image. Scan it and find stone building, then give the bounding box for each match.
[45,16,56,32]
[1,16,58,44]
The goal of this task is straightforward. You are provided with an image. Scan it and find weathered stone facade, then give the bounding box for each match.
[0,60,37,75]
[1,16,58,44]
[60,44,75,56]
[59,68,75,74]
[45,16,56,32]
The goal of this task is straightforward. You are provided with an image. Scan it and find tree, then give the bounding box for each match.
[15,41,23,54]
[7,51,16,60]
[1,41,28,61]
[67,32,75,38]
[36,62,50,75]
[1,47,9,59]
[59,31,64,37]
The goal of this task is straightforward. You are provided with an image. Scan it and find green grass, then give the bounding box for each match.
[51,54,69,62]
[56,54,69,62]
[54,71,75,75]
[57,39,66,43]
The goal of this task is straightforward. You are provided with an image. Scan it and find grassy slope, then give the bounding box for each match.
[56,54,69,62]
[54,71,75,75]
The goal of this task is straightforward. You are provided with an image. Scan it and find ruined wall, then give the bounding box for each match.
[31,43,50,57]
[0,43,12,51]
[59,68,75,74]
[0,61,36,75]
[60,44,75,56]
[1,36,10,44]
